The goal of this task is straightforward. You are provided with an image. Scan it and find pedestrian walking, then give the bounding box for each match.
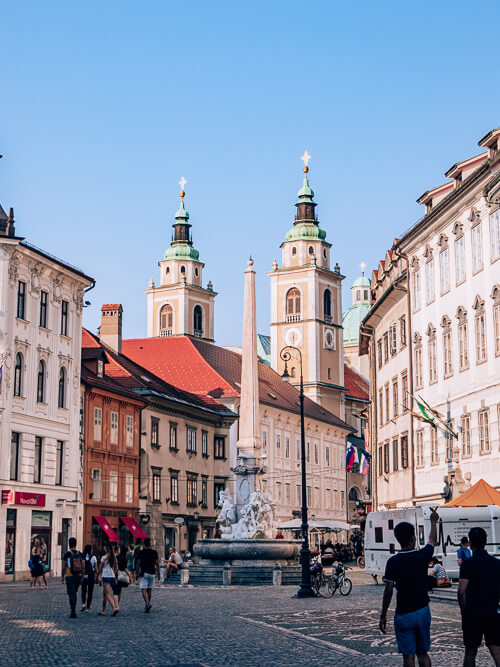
[126,544,135,573]
[112,545,131,612]
[133,537,143,584]
[39,537,49,588]
[29,548,44,590]
[458,527,500,667]
[61,537,84,619]
[166,546,183,578]
[80,544,97,612]
[457,536,473,567]
[135,537,160,613]
[379,508,439,667]
[97,544,119,616]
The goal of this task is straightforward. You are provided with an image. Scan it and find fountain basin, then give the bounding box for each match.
[194,538,300,562]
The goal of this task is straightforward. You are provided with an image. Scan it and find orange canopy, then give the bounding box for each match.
[443,478,500,507]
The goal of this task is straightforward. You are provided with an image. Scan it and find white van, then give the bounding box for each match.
[365,505,500,580]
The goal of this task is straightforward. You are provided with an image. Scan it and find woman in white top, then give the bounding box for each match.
[97,544,118,616]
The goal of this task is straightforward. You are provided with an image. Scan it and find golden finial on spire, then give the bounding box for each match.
[300,150,311,174]
[179,176,187,199]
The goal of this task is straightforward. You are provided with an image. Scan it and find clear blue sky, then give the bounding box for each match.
[2,1,499,346]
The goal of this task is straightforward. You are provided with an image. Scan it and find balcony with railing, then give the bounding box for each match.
[286,314,302,323]
[193,329,204,338]
[160,329,173,337]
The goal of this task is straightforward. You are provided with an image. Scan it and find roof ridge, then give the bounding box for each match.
[188,337,240,395]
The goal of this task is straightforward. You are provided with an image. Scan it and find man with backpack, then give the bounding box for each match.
[61,537,83,618]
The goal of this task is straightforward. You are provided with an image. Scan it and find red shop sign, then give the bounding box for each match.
[1,490,14,504]
[14,492,46,507]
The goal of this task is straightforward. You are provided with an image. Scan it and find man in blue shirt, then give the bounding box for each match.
[458,527,500,667]
[380,509,439,667]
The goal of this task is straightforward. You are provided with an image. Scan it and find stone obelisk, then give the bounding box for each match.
[233,258,261,516]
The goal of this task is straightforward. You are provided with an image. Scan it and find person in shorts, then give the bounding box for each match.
[379,509,439,667]
[135,537,159,613]
[458,527,500,667]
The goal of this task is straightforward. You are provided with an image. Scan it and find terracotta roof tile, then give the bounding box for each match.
[82,329,101,349]
[123,336,352,430]
[344,364,369,401]
[101,304,122,311]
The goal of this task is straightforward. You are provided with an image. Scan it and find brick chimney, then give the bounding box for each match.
[100,304,123,354]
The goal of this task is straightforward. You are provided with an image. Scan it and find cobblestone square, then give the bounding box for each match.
[0,572,494,666]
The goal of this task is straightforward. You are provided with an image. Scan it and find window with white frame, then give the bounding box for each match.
[92,469,102,500]
[110,411,119,444]
[306,441,310,462]
[276,482,282,503]
[385,384,390,423]
[314,442,319,464]
[296,438,300,460]
[93,407,102,441]
[377,339,383,369]
[285,436,290,459]
[490,209,500,261]
[457,308,469,370]
[325,488,331,509]
[152,470,161,502]
[455,235,466,284]
[416,430,424,467]
[340,490,345,509]
[383,332,389,362]
[109,470,118,502]
[55,440,64,486]
[125,474,133,503]
[442,318,453,378]
[285,483,291,506]
[34,436,43,483]
[306,486,312,506]
[475,308,487,363]
[126,415,134,447]
[390,323,397,356]
[461,414,471,457]
[296,484,301,506]
[202,430,208,456]
[401,372,408,412]
[430,428,438,465]
[187,427,197,453]
[325,446,330,466]
[439,248,450,294]
[392,378,398,418]
[276,434,281,455]
[415,344,423,389]
[400,316,407,348]
[472,223,483,273]
[427,326,437,384]
[494,302,500,357]
[262,430,267,450]
[425,258,435,303]
[479,409,490,453]
[378,389,384,426]
[413,269,421,311]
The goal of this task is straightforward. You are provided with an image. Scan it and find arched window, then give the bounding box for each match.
[180,265,186,275]
[291,247,297,256]
[323,289,332,320]
[37,360,45,403]
[160,304,174,335]
[58,367,66,408]
[14,352,23,397]
[308,246,314,255]
[348,487,360,502]
[286,288,301,321]
[193,305,203,336]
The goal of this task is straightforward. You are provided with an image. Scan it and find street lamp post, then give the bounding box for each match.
[280,345,315,598]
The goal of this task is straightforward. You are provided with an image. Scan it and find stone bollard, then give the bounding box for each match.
[273,563,282,586]
[223,562,231,586]
[180,563,190,586]
[159,561,167,584]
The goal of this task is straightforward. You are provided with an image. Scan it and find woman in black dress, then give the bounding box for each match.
[29,547,44,590]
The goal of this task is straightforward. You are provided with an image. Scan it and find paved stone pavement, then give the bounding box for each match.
[0,570,494,666]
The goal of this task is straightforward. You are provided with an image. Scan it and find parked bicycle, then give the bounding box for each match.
[332,563,352,596]
[310,560,352,597]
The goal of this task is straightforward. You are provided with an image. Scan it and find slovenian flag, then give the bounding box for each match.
[359,452,368,475]
[346,446,356,472]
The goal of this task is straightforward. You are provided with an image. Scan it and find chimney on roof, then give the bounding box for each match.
[100,304,123,354]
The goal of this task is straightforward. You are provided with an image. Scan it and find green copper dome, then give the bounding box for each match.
[164,243,200,260]
[352,275,370,288]
[297,175,314,201]
[175,199,189,220]
[342,303,370,344]
[285,222,327,242]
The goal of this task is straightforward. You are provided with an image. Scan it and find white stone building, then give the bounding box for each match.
[399,128,500,503]
[0,205,93,580]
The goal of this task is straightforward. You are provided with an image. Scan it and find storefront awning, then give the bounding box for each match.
[93,516,119,542]
[121,516,148,540]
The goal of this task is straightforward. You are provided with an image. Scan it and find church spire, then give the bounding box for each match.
[295,150,317,222]
[164,177,199,260]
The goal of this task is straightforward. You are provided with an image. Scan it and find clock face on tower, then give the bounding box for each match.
[323,328,336,350]
[285,327,302,347]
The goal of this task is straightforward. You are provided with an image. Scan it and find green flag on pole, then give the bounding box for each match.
[416,400,435,425]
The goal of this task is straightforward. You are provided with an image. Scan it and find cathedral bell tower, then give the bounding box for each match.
[146,179,216,341]
[269,153,345,416]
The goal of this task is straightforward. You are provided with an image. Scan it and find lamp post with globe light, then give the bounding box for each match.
[280,345,315,598]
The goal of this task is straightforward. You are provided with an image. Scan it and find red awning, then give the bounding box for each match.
[121,516,148,540]
[93,516,119,542]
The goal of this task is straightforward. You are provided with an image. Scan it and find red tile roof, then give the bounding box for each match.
[82,329,231,417]
[123,336,352,430]
[101,304,122,311]
[343,364,369,401]
[82,329,101,349]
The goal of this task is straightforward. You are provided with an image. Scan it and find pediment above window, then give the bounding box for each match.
[472,295,485,312]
